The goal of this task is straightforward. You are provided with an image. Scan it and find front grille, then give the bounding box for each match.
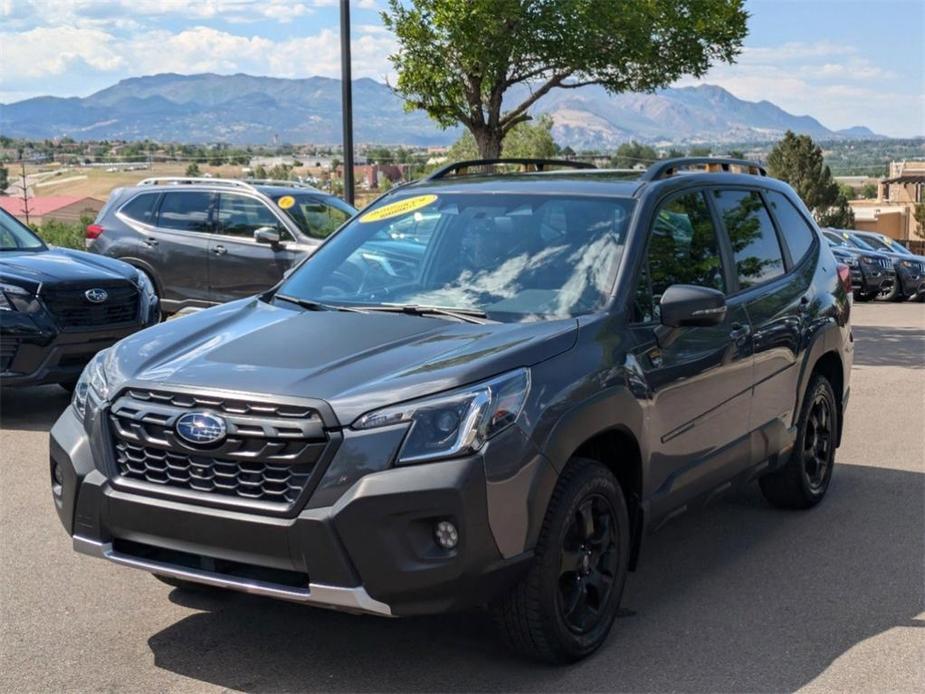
[42,283,138,330]
[880,258,893,270]
[109,389,330,511]
[0,337,19,371]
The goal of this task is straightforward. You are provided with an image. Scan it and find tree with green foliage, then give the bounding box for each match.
[861,183,878,199]
[447,115,558,161]
[611,141,658,168]
[383,0,748,158]
[0,166,8,192]
[913,203,925,240]
[185,163,201,177]
[767,131,855,228]
[688,145,712,157]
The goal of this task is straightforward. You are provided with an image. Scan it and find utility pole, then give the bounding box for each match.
[19,161,31,226]
[339,0,355,206]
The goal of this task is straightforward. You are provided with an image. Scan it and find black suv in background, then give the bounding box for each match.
[840,229,925,302]
[0,209,159,389]
[51,158,852,663]
[88,178,356,314]
[821,229,896,301]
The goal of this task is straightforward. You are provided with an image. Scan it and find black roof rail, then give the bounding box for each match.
[426,158,595,181]
[641,157,767,181]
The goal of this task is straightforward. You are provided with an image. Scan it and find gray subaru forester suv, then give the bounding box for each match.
[88,178,356,314]
[52,158,853,663]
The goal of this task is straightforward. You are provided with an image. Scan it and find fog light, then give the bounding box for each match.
[434,520,459,550]
[51,461,63,496]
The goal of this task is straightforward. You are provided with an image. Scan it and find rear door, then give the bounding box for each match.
[150,191,215,307]
[209,192,306,303]
[630,189,755,520]
[711,188,812,461]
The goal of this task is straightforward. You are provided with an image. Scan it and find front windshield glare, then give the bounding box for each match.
[0,212,44,251]
[274,194,353,239]
[278,193,635,322]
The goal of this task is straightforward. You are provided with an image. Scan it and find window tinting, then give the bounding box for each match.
[634,191,725,322]
[157,192,213,233]
[218,194,284,238]
[120,193,159,224]
[712,190,784,290]
[766,191,816,263]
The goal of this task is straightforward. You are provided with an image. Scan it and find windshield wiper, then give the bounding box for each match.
[274,294,365,313]
[360,304,492,324]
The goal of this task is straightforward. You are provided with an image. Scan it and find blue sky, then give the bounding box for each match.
[1,0,922,136]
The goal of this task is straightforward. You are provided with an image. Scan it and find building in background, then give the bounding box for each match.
[0,196,104,225]
[849,161,924,243]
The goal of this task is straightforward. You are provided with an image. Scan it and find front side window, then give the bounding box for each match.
[712,190,784,290]
[766,190,816,264]
[120,193,159,224]
[279,192,635,322]
[217,194,286,239]
[0,210,44,251]
[272,194,354,239]
[634,191,725,322]
[157,192,213,233]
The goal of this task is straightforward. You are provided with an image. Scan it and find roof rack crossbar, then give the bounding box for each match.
[426,158,595,181]
[242,178,321,191]
[137,177,257,191]
[641,157,767,181]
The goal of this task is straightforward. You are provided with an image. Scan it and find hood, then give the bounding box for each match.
[108,298,578,425]
[0,247,138,293]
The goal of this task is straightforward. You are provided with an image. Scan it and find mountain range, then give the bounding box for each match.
[0,72,883,147]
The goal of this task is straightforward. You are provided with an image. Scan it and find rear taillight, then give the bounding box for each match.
[836,263,852,294]
[85,224,104,240]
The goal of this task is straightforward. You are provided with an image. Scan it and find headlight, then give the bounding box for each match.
[353,368,531,464]
[859,255,879,265]
[0,282,31,311]
[134,270,156,298]
[899,260,914,269]
[72,350,112,420]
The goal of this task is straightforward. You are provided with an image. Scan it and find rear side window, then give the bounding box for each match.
[217,194,286,239]
[157,192,213,233]
[634,191,726,322]
[766,191,816,263]
[120,193,159,224]
[711,190,784,290]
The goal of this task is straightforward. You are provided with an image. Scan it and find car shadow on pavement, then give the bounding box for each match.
[146,463,924,693]
[852,325,925,369]
[0,385,71,431]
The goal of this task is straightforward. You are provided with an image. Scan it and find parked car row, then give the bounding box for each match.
[823,228,925,303]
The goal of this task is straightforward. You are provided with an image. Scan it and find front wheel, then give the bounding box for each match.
[492,458,629,663]
[759,374,837,509]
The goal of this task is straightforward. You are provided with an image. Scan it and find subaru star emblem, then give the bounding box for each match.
[175,412,227,446]
[84,288,109,303]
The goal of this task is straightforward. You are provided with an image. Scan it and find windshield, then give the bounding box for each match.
[272,193,355,240]
[0,210,45,251]
[836,231,877,252]
[277,192,635,322]
[861,234,912,255]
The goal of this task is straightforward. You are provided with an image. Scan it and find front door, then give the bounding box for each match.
[209,193,307,303]
[629,189,754,521]
[150,190,214,308]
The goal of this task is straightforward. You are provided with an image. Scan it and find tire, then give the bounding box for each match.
[759,374,837,509]
[492,457,630,664]
[878,281,899,301]
[853,291,871,302]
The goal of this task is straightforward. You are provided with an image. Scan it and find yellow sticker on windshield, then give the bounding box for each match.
[277,195,296,210]
[359,194,438,223]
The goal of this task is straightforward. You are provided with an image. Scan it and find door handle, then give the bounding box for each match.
[144,237,158,247]
[212,245,227,256]
[729,323,751,341]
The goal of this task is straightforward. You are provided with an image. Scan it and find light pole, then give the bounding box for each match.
[340,0,355,206]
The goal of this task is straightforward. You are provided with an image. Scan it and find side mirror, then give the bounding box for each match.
[254,226,282,246]
[659,284,727,328]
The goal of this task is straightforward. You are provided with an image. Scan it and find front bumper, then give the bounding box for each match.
[855,264,896,295]
[896,266,925,297]
[50,406,531,616]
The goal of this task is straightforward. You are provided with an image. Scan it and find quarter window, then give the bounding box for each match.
[120,193,159,224]
[766,191,816,264]
[217,194,286,239]
[157,192,213,233]
[634,191,726,322]
[712,190,785,290]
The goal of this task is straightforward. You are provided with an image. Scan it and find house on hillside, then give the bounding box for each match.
[0,196,105,225]
[849,161,924,243]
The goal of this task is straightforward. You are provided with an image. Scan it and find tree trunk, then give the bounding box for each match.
[471,126,503,160]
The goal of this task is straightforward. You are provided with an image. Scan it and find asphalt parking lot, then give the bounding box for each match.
[1,302,922,693]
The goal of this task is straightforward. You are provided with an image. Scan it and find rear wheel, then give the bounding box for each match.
[760,374,837,509]
[878,280,899,301]
[492,458,629,663]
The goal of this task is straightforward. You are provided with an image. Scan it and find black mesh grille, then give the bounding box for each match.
[42,283,138,329]
[109,389,329,510]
